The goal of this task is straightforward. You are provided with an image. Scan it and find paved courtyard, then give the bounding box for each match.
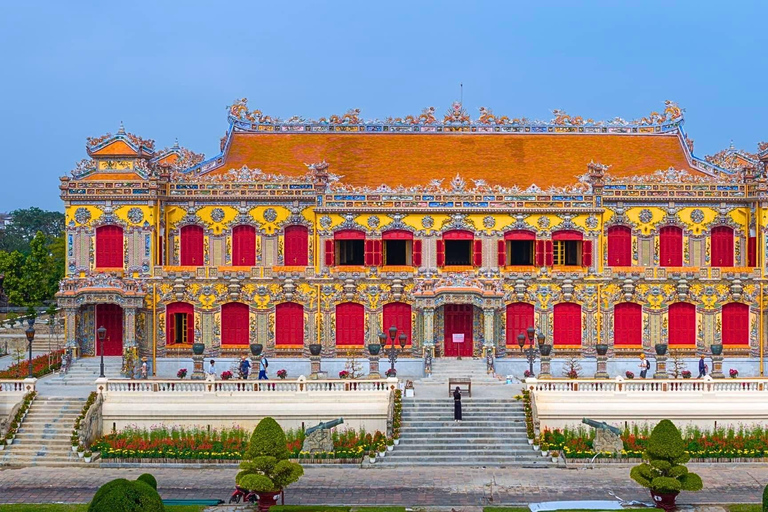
[0,464,765,506]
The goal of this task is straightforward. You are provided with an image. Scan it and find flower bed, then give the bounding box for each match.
[0,349,64,379]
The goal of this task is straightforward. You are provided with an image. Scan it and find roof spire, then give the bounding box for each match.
[172,138,180,149]
[729,139,735,150]
[118,121,126,135]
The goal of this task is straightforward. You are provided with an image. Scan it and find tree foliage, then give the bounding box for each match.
[0,207,64,254]
[630,419,703,495]
[236,417,304,494]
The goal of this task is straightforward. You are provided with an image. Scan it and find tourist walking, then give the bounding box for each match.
[453,386,462,422]
[140,357,148,379]
[639,353,650,379]
[208,359,216,378]
[258,356,269,380]
[239,356,251,380]
[698,355,707,378]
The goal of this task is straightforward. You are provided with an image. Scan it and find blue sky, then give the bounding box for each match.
[1,1,766,211]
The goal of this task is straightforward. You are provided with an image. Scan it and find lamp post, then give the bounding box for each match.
[97,325,106,378]
[25,317,35,378]
[517,326,543,377]
[382,325,407,375]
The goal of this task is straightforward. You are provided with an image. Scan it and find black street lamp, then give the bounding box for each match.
[382,325,407,375]
[25,317,35,379]
[517,326,544,377]
[97,325,107,378]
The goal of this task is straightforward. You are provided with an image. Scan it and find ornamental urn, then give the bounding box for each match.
[710,343,723,356]
[654,343,668,356]
[250,343,263,356]
[192,342,205,356]
[539,344,553,357]
[595,344,609,356]
[368,343,381,356]
[308,343,322,356]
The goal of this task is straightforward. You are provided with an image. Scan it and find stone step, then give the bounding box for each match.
[378,457,550,466]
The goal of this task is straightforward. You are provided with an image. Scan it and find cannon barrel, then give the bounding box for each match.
[305,417,344,435]
[582,417,621,436]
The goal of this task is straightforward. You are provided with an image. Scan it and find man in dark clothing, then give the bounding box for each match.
[453,386,462,422]
[698,355,707,378]
[240,356,251,380]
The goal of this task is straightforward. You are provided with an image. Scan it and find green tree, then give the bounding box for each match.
[0,250,26,306]
[0,208,64,254]
[19,231,60,306]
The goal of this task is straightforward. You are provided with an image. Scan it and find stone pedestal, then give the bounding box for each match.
[368,355,380,379]
[191,354,205,380]
[595,354,609,379]
[249,355,261,380]
[653,355,668,379]
[310,355,322,379]
[539,355,552,379]
[711,355,724,379]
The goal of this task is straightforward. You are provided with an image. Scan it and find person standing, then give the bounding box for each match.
[140,357,148,379]
[258,356,269,380]
[453,386,462,422]
[698,355,707,378]
[639,354,650,379]
[208,359,216,379]
[239,356,251,380]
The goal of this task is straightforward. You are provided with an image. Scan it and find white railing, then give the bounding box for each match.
[98,376,397,395]
[0,379,36,393]
[527,377,768,394]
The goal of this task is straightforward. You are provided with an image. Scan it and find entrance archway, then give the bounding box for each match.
[443,304,473,357]
[95,304,123,356]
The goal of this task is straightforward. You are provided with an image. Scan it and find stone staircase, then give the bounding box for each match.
[1,396,86,467]
[381,398,547,466]
[425,357,500,384]
[42,356,124,386]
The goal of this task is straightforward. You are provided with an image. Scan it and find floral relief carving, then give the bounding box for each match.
[210,208,225,223]
[127,207,144,224]
[263,208,278,223]
[690,209,705,224]
[638,209,653,224]
[74,208,91,225]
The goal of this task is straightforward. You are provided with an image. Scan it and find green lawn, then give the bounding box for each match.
[0,506,206,512]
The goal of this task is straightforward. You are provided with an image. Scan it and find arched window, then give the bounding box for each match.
[335,302,364,346]
[722,302,749,345]
[166,302,194,345]
[668,302,696,346]
[659,226,683,267]
[506,303,534,347]
[553,302,581,346]
[221,302,249,346]
[276,302,304,346]
[95,225,124,268]
[711,226,734,267]
[284,225,308,266]
[607,226,632,266]
[437,230,480,267]
[382,302,412,346]
[180,225,204,266]
[613,302,642,346]
[232,225,256,266]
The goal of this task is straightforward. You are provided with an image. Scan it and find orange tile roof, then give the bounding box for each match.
[213,132,694,188]
[89,140,138,157]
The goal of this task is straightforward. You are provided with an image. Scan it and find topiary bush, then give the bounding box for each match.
[137,473,157,490]
[236,417,304,496]
[88,477,164,512]
[630,420,703,504]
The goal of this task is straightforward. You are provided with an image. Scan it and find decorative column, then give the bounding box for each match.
[595,344,609,379]
[64,307,78,354]
[653,343,668,379]
[710,343,724,378]
[422,306,435,354]
[191,354,205,379]
[482,307,495,353]
[123,307,137,348]
[539,344,552,379]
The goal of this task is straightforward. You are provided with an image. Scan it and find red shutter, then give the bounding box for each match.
[613,302,641,345]
[221,302,249,345]
[436,239,445,267]
[336,303,364,346]
[722,302,749,345]
[374,239,382,266]
[711,226,734,267]
[181,225,204,266]
[545,240,553,266]
[412,240,422,267]
[535,240,545,267]
[167,309,176,345]
[232,225,256,266]
[748,236,757,267]
[284,225,308,266]
[669,302,695,346]
[497,240,506,267]
[607,226,631,266]
[364,239,374,266]
[383,302,412,346]
[554,303,581,346]
[473,239,483,266]
[660,226,682,267]
[276,302,304,346]
[96,225,124,268]
[325,240,334,267]
[505,303,534,347]
[582,240,592,267]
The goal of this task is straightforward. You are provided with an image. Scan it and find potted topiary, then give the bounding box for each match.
[392,429,400,445]
[71,437,79,452]
[630,419,703,510]
[236,417,304,512]
[368,449,376,464]
[540,442,549,457]
[386,438,394,452]
[250,343,263,356]
[89,475,164,512]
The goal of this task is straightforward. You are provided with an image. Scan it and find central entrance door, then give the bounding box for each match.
[443,304,473,357]
[95,304,123,356]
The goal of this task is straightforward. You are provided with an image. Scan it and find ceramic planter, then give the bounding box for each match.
[393,438,400,445]
[250,343,263,356]
[654,343,668,356]
[367,343,381,356]
[710,343,723,356]
[551,457,558,463]
[387,445,394,452]
[192,343,205,355]
[541,450,548,457]
[369,456,376,464]
[308,343,322,356]
[527,438,534,445]
[378,451,386,458]
[650,490,679,511]
[84,456,92,463]
[595,344,609,356]
[0,444,4,451]
[255,490,281,512]
[533,444,540,451]
[72,445,78,452]
[77,451,84,458]
[539,344,552,357]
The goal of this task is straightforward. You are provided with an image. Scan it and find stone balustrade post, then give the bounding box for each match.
[191,354,205,380]
[310,355,322,379]
[595,354,609,379]
[539,354,552,379]
[249,355,261,380]
[711,354,724,379]
[653,354,668,379]
[368,354,380,379]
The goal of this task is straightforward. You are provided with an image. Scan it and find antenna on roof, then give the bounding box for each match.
[460,83,463,109]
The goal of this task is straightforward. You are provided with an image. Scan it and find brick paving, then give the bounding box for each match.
[0,464,765,506]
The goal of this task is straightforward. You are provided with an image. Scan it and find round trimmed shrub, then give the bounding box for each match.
[137,473,157,490]
[88,478,164,512]
[246,417,288,460]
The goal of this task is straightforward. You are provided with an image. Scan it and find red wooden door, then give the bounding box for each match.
[336,302,364,346]
[553,302,582,346]
[221,302,249,346]
[276,302,304,346]
[506,303,534,347]
[95,304,123,356]
[443,304,473,357]
[284,225,309,266]
[613,302,642,346]
[96,225,124,268]
[710,226,734,267]
[659,226,683,267]
[232,225,256,266]
[721,302,748,346]
[382,302,412,347]
[607,226,632,266]
[181,225,204,266]
[668,302,695,346]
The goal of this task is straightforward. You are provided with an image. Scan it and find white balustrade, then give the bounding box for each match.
[528,378,768,394]
[0,380,29,393]
[99,377,395,395]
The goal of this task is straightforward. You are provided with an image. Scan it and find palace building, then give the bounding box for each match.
[57,99,768,365]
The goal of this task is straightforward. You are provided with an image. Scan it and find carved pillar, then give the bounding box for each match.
[483,308,495,350]
[123,307,137,348]
[64,307,78,352]
[257,310,271,355]
[368,354,380,378]
[191,354,205,379]
[310,355,322,379]
[422,306,435,349]
[322,307,334,357]
[595,354,609,379]
[539,354,552,379]
[201,310,214,354]
[711,354,724,379]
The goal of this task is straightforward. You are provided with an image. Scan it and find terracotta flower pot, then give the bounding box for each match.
[654,343,668,356]
[192,343,205,355]
[255,490,281,512]
[250,343,263,356]
[308,343,322,356]
[650,490,679,511]
[710,343,723,356]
